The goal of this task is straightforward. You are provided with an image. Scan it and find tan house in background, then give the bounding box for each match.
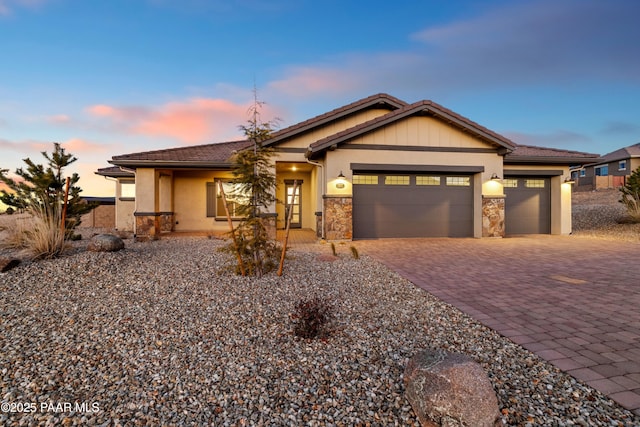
[97,94,598,240]
[573,142,640,191]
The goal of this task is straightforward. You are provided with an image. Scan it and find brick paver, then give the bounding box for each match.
[343,235,640,416]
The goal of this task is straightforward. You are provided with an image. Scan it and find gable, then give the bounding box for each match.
[347,115,495,150]
[274,108,394,150]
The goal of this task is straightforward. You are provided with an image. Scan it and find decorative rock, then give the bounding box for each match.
[0,257,20,272]
[404,349,500,427]
[87,234,125,252]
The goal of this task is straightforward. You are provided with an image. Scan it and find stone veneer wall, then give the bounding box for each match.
[324,196,352,240]
[260,213,277,241]
[482,196,505,237]
[134,212,174,237]
[315,212,323,238]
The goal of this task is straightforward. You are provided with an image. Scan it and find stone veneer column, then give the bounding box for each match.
[315,211,323,238]
[260,213,277,241]
[482,196,505,237]
[134,212,174,240]
[323,195,352,240]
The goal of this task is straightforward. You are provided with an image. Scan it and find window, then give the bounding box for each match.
[619,160,627,171]
[416,176,441,186]
[503,178,518,188]
[120,181,135,199]
[446,176,470,186]
[595,165,609,176]
[525,179,545,188]
[579,169,586,177]
[384,175,410,185]
[352,175,379,185]
[207,180,249,218]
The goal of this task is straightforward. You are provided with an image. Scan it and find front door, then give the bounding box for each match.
[285,180,302,229]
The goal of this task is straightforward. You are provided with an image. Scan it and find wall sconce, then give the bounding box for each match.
[564,176,575,184]
[336,171,346,189]
[490,173,501,181]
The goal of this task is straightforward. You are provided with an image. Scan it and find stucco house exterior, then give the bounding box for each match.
[573,143,640,191]
[96,93,598,240]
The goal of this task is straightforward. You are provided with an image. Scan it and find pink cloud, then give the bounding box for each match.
[47,114,71,124]
[61,138,108,154]
[87,97,283,144]
[268,66,359,98]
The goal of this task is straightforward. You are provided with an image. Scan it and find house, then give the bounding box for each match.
[96,93,599,240]
[574,143,640,191]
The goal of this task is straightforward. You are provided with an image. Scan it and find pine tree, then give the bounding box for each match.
[0,142,96,230]
[227,94,280,276]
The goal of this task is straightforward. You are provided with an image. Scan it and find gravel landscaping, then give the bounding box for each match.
[0,190,639,426]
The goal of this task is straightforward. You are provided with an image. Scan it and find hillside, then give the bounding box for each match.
[572,188,640,242]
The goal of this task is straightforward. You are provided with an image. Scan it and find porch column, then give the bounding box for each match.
[323,195,352,240]
[134,168,161,238]
[482,195,505,237]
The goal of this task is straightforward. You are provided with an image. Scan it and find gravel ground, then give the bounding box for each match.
[571,189,640,242]
[1,190,639,426]
[1,237,640,426]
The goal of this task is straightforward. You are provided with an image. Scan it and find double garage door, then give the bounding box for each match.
[352,173,474,239]
[352,172,552,238]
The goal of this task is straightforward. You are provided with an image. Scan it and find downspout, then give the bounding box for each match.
[306,157,325,239]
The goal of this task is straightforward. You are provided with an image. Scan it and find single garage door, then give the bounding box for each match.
[352,173,474,238]
[504,177,551,234]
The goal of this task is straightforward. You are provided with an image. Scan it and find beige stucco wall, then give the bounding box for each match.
[116,179,135,232]
[172,170,236,232]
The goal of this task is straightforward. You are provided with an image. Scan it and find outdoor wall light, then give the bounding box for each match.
[564,176,575,184]
[336,171,346,189]
[490,173,501,181]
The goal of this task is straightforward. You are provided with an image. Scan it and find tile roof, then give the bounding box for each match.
[95,166,135,178]
[505,144,600,164]
[109,140,252,166]
[595,142,640,164]
[265,93,407,146]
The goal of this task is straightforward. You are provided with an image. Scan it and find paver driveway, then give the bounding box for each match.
[353,235,640,416]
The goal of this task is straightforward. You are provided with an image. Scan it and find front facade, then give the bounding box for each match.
[97,94,598,240]
[574,143,640,191]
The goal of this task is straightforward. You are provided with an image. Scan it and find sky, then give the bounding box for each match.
[1,0,639,200]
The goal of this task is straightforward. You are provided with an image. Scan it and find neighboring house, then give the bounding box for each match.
[574,143,640,191]
[96,93,598,240]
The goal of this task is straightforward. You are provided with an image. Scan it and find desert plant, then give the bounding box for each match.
[350,245,359,259]
[291,296,332,339]
[5,206,14,215]
[619,166,640,223]
[21,201,67,259]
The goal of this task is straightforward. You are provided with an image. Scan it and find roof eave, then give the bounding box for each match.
[108,159,234,169]
[504,156,600,165]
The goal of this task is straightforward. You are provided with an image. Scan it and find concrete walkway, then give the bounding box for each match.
[340,235,640,415]
[234,229,640,414]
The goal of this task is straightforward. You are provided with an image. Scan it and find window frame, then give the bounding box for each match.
[207,179,249,219]
[619,160,627,171]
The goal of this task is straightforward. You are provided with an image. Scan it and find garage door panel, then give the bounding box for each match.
[353,173,473,239]
[504,177,551,235]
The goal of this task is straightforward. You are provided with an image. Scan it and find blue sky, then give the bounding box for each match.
[1,0,639,197]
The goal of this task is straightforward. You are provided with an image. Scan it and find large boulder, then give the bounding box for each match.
[404,349,500,427]
[87,234,125,252]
